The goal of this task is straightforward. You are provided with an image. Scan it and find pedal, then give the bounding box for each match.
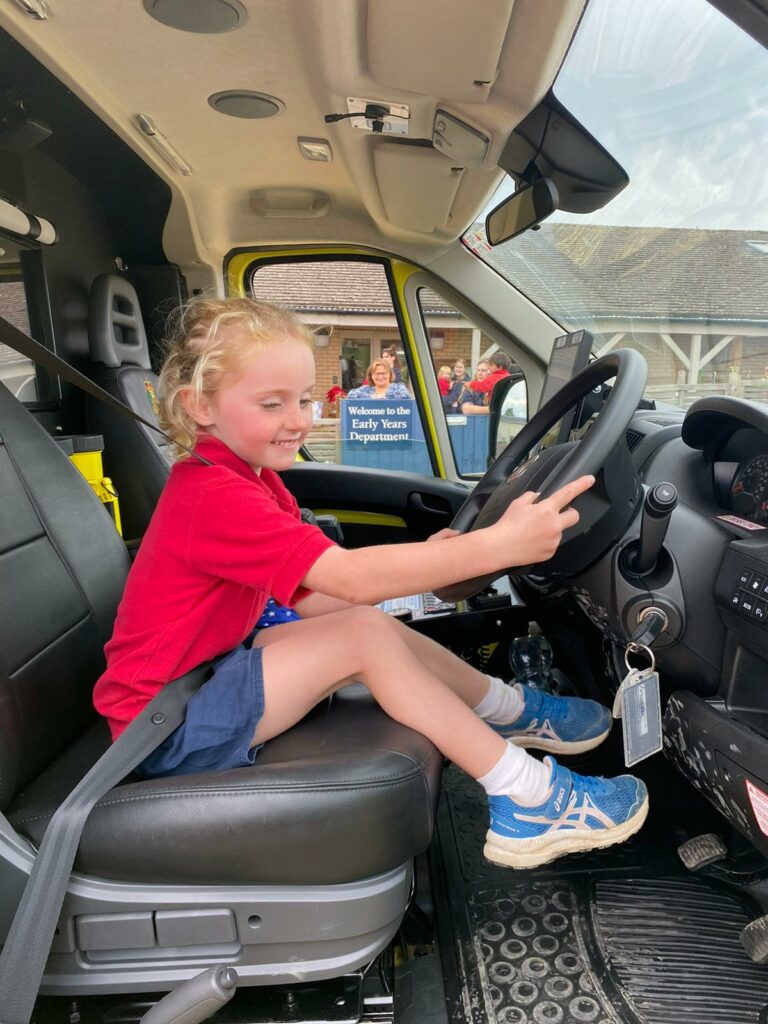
[740,914,768,964]
[677,833,727,871]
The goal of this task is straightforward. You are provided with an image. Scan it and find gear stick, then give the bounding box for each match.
[629,482,678,575]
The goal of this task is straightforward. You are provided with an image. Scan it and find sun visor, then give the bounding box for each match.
[374,146,464,233]
[499,92,628,214]
[367,0,515,104]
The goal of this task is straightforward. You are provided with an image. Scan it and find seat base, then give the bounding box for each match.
[4,856,411,995]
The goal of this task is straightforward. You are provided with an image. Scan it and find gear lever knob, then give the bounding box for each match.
[632,482,678,575]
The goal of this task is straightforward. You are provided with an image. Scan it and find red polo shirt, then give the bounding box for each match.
[93,435,335,738]
[469,367,510,394]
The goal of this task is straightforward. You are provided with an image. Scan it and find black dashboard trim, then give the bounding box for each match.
[682,396,768,454]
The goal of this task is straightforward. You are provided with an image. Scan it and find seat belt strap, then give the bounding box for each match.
[0,312,211,465]
[0,666,210,1024]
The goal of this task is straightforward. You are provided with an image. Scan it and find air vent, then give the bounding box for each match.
[625,429,644,452]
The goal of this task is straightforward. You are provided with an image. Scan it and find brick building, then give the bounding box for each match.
[251,260,497,408]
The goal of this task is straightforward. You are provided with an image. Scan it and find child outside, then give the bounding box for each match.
[437,364,453,395]
[93,298,648,870]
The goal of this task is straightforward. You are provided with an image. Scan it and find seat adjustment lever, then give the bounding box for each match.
[140,966,238,1024]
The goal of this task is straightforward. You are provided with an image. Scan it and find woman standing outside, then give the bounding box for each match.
[348,359,410,400]
[452,358,470,382]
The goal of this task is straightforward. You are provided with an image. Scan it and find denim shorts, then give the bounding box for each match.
[134,643,266,779]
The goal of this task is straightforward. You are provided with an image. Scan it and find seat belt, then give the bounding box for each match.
[0,312,212,465]
[0,313,212,1022]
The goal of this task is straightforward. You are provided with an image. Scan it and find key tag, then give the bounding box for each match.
[613,642,663,767]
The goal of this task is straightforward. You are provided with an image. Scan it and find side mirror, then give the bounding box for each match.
[485,178,558,246]
[488,373,528,466]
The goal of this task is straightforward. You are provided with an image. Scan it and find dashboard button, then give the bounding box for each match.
[750,574,765,593]
[739,568,753,588]
[741,596,755,615]
[761,580,768,599]
[731,591,742,607]
[754,600,768,623]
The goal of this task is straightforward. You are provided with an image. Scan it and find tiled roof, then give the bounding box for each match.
[248,227,768,325]
[480,224,768,324]
[251,260,458,315]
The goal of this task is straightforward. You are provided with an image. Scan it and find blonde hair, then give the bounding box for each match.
[158,296,313,458]
[366,359,393,385]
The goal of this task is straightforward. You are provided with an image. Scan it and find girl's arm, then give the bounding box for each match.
[303,476,593,605]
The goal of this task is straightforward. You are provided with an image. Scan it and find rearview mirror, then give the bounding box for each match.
[485,178,558,246]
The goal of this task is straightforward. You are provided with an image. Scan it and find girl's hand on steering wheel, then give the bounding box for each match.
[496,474,595,566]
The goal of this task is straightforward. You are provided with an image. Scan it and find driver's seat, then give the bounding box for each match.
[0,380,442,995]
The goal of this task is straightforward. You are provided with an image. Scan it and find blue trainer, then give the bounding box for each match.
[485,757,648,869]
[489,685,611,755]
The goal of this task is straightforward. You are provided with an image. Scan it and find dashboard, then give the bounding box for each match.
[528,396,768,696]
[519,394,768,857]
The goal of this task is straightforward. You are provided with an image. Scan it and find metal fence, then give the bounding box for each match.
[645,380,768,410]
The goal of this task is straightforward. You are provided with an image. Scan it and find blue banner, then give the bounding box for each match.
[340,399,430,472]
[341,398,425,447]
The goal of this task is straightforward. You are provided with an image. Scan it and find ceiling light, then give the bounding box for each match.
[143,0,246,33]
[208,91,284,119]
[135,114,192,176]
[298,138,332,163]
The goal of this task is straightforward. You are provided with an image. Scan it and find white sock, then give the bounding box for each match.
[478,743,552,806]
[473,676,525,724]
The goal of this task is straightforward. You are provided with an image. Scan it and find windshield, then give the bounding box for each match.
[464,0,768,409]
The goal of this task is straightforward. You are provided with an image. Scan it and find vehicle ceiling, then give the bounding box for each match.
[0,0,586,279]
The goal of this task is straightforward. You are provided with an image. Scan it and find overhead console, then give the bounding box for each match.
[373,147,465,234]
[367,0,515,104]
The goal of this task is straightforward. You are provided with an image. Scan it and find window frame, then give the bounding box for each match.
[230,248,445,477]
[0,234,60,408]
[401,269,534,480]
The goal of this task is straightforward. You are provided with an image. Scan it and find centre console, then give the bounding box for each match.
[663,537,768,859]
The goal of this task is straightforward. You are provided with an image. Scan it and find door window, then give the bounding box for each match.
[0,235,47,402]
[250,259,432,474]
[416,286,527,476]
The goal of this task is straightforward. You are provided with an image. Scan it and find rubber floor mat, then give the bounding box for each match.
[593,877,768,1024]
[434,767,768,1024]
[470,880,617,1023]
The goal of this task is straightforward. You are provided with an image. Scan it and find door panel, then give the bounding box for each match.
[281,462,470,547]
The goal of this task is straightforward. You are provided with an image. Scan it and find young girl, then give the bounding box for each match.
[437,365,453,395]
[93,297,647,870]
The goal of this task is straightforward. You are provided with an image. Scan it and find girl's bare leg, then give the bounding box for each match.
[294,593,491,707]
[252,605,507,779]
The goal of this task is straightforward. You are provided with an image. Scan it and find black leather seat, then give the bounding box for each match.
[85,273,172,540]
[8,692,440,886]
[0,380,441,991]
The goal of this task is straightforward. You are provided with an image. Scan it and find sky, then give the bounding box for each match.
[484,0,768,233]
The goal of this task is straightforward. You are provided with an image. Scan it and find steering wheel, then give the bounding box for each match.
[437,349,648,602]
